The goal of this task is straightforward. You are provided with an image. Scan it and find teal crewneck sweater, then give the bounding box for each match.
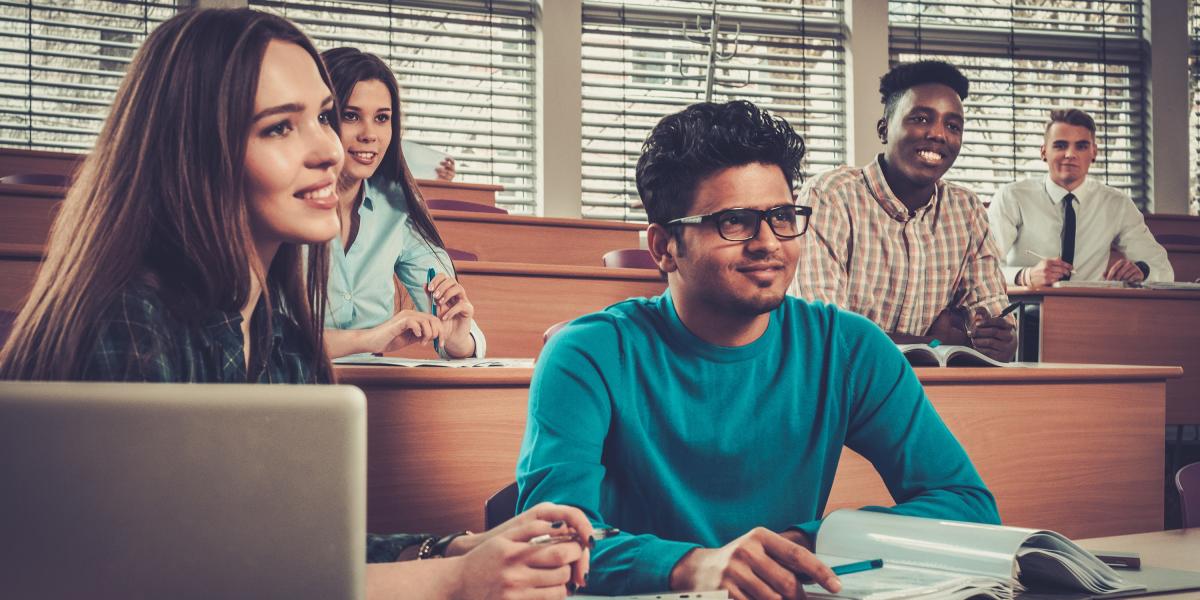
[516,291,998,595]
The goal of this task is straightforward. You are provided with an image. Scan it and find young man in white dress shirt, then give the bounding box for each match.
[988,108,1173,286]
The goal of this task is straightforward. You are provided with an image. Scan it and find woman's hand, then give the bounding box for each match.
[363,310,444,353]
[436,156,456,181]
[447,503,593,600]
[428,273,477,358]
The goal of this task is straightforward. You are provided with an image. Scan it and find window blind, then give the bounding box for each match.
[889,0,1147,208]
[581,0,846,222]
[252,0,538,213]
[0,0,176,151]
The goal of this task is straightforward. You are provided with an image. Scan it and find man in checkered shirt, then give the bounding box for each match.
[791,60,1017,362]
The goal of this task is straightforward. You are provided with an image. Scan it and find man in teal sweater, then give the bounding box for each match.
[515,100,999,598]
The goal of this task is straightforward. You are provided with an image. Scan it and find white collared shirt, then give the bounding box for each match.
[987,174,1174,283]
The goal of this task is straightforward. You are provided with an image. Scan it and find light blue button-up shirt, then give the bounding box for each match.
[326,176,485,357]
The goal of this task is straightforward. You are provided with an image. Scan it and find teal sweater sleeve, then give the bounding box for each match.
[516,312,699,593]
[791,313,1000,540]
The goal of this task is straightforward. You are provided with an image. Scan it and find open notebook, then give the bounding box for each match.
[802,510,1142,600]
[897,343,1011,367]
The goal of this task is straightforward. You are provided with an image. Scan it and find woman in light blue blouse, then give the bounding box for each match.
[321,47,485,359]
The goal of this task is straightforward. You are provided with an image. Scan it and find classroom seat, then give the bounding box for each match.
[445,247,478,261]
[1156,234,1200,246]
[484,481,519,530]
[1176,461,1200,528]
[601,248,657,270]
[0,173,70,187]
[426,198,508,214]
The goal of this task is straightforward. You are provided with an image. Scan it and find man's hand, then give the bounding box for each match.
[1022,258,1072,287]
[968,308,1016,362]
[1104,258,1145,283]
[668,527,841,600]
[925,307,970,346]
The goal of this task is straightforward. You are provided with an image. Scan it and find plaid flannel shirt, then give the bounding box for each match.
[791,156,1010,336]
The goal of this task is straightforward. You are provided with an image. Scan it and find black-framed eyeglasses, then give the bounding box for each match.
[665,205,813,242]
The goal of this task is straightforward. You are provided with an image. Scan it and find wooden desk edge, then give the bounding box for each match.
[335,364,1181,387]
[1008,285,1200,299]
[336,365,535,386]
[913,364,1183,383]
[416,179,504,192]
[0,242,43,259]
[458,260,665,281]
[431,209,646,232]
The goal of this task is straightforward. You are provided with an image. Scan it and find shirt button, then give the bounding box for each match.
[343,292,352,301]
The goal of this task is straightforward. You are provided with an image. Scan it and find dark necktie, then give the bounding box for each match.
[1060,193,1076,281]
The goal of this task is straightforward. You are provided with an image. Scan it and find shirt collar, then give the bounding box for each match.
[864,154,941,222]
[1043,173,1090,206]
[360,177,379,212]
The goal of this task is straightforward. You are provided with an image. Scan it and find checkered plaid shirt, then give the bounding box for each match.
[83,279,322,383]
[791,156,1010,336]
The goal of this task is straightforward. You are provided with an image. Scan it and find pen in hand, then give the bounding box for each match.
[997,301,1023,319]
[529,527,619,546]
[800,558,884,584]
[426,267,439,354]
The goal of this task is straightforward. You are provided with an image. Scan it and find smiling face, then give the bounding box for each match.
[666,162,800,321]
[337,79,394,184]
[879,82,964,190]
[1041,122,1096,191]
[243,40,343,253]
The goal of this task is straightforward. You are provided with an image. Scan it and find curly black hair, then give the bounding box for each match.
[635,100,806,225]
[880,60,969,122]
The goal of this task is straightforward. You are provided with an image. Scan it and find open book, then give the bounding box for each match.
[897,343,1010,367]
[802,510,1143,600]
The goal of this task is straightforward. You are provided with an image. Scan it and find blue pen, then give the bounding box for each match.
[801,558,884,584]
[426,267,439,353]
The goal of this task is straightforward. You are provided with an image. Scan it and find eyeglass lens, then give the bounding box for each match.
[717,207,807,240]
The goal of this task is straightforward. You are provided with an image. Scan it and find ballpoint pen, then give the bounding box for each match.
[529,527,620,546]
[426,267,439,354]
[800,558,885,584]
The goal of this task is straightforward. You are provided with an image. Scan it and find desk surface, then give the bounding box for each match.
[1010,285,1200,300]
[1080,528,1199,572]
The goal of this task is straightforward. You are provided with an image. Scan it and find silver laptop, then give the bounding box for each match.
[0,382,365,600]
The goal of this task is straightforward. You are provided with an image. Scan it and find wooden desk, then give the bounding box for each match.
[1146,213,1200,240]
[1077,529,1200,598]
[0,147,81,179]
[1009,286,1200,424]
[432,209,645,266]
[1165,243,1200,283]
[417,179,502,207]
[0,193,644,267]
[457,261,665,356]
[0,243,41,312]
[337,363,1176,540]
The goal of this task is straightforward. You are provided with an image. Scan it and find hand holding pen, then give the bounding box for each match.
[1023,250,1073,287]
[965,305,1017,362]
[425,267,477,358]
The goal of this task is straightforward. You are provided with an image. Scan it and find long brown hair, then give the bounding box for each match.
[320,47,447,249]
[0,8,335,382]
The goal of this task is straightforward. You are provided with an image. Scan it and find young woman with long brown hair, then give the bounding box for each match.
[0,8,588,598]
[320,47,486,360]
